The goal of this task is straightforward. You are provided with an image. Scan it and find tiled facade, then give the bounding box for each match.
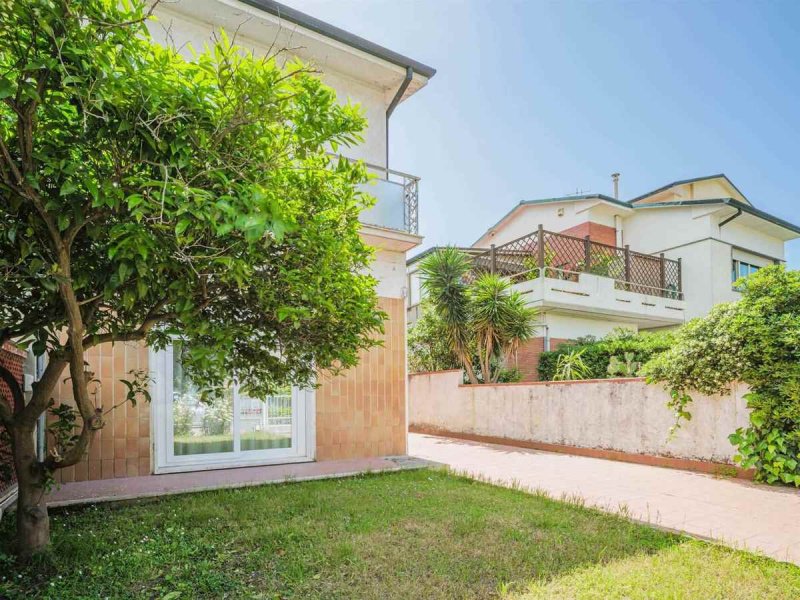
[316,297,406,459]
[54,341,150,484]
[50,296,406,482]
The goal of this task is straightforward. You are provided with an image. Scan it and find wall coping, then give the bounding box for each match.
[457,377,646,388]
[409,369,463,377]
[408,370,647,388]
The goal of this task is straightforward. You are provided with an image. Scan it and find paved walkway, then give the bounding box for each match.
[46,455,432,508]
[409,433,800,565]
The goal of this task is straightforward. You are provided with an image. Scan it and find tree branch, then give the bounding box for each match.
[17,353,67,428]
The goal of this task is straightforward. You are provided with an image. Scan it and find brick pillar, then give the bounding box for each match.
[1,342,26,499]
[514,337,570,381]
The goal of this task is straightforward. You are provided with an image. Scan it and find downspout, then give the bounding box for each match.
[385,66,413,175]
[719,207,742,229]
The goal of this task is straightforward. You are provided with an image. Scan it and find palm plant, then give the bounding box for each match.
[419,248,538,384]
[419,248,480,384]
[553,348,593,381]
[469,274,538,382]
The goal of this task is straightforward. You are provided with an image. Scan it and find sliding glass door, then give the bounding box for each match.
[152,345,313,473]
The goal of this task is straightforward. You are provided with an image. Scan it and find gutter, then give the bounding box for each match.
[632,198,800,236]
[239,1,436,78]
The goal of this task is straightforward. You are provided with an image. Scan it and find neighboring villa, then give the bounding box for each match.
[407,174,800,380]
[3,0,435,492]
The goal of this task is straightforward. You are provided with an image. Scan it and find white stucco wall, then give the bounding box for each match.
[372,249,408,299]
[623,207,786,321]
[543,313,636,339]
[478,200,622,248]
[409,371,750,464]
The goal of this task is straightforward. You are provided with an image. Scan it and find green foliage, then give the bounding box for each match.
[539,328,674,381]
[643,265,800,486]
[607,352,642,377]
[495,366,523,383]
[419,248,538,384]
[0,1,382,401]
[408,302,462,373]
[552,348,593,381]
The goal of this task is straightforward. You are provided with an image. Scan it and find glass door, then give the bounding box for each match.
[152,344,313,473]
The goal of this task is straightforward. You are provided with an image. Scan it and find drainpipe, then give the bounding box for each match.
[719,206,742,229]
[385,66,413,175]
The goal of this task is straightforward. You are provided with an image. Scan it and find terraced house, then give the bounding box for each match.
[0,0,435,497]
[407,174,800,380]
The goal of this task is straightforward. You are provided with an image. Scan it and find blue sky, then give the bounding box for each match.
[285,0,800,267]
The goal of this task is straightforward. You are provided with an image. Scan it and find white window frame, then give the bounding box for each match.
[731,258,761,288]
[150,345,315,474]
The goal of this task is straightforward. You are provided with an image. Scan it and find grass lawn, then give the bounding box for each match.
[1,469,798,599]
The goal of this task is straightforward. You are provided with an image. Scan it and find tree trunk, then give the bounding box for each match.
[12,425,50,561]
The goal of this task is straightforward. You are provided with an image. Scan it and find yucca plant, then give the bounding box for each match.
[419,248,538,384]
[552,348,593,381]
[469,274,538,382]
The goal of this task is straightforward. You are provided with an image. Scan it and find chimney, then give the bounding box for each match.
[611,173,620,199]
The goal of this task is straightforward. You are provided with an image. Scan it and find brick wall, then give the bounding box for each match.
[51,295,408,480]
[559,222,617,246]
[53,340,150,483]
[514,336,570,381]
[315,296,406,460]
[1,343,26,498]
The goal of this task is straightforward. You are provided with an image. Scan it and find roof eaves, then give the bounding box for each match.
[518,193,631,209]
[473,194,631,246]
[632,198,800,235]
[629,174,751,206]
[239,0,437,78]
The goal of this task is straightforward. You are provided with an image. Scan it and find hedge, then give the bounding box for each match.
[538,329,675,381]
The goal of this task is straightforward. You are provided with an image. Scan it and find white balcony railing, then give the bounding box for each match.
[331,154,419,234]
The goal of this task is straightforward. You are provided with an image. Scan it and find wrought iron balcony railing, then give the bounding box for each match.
[330,154,420,235]
[470,225,683,300]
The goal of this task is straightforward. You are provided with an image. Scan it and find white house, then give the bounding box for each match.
[408,174,800,380]
[22,0,437,486]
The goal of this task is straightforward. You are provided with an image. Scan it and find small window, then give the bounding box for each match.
[731,259,760,286]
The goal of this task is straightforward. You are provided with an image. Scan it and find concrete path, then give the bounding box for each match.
[46,455,433,508]
[409,432,800,565]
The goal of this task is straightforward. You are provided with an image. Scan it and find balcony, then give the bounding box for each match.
[357,161,419,235]
[471,226,686,327]
[329,154,420,235]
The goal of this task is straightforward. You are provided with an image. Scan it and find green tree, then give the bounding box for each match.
[643,265,800,486]
[0,0,384,559]
[407,301,461,373]
[419,248,538,384]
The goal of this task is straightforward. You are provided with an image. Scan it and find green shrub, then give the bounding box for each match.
[538,328,674,381]
[642,265,800,486]
[552,349,593,381]
[408,301,462,373]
